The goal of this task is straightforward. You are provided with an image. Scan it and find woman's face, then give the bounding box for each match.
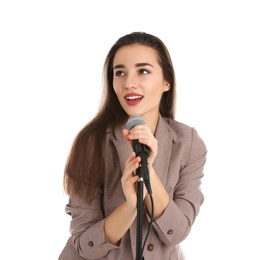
[113,44,170,126]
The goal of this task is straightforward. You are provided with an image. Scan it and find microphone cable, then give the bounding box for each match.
[141,189,154,257]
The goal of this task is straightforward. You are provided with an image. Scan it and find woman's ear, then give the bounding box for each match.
[164,81,170,91]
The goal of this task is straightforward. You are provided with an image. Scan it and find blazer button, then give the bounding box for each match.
[167,229,173,235]
[88,241,94,247]
[147,244,154,252]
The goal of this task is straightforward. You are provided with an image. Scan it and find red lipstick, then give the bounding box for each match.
[124,93,143,106]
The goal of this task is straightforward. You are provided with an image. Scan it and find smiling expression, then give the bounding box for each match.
[113,44,170,125]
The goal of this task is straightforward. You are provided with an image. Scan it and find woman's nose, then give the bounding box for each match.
[124,74,138,89]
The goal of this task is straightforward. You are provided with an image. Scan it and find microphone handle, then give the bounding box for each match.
[132,140,152,194]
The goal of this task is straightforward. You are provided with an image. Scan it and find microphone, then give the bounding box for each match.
[126,116,152,195]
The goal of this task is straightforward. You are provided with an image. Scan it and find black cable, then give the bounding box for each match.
[141,192,154,256]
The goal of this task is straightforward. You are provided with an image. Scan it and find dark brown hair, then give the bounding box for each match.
[63,32,176,203]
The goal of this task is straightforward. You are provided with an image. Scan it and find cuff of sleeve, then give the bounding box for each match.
[152,200,189,245]
[79,219,122,258]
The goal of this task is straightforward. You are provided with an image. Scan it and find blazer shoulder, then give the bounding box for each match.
[163,118,207,171]
[163,118,194,139]
[170,118,192,131]
[163,117,207,151]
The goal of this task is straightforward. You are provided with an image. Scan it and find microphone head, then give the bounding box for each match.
[126,115,146,131]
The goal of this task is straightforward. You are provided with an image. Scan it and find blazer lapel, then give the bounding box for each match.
[111,126,131,176]
[153,116,174,187]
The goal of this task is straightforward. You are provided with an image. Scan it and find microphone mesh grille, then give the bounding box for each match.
[126,116,145,130]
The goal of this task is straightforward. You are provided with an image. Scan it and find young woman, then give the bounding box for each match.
[59,32,207,260]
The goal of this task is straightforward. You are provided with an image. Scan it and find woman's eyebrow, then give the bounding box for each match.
[113,62,154,70]
[135,62,154,68]
[113,64,124,70]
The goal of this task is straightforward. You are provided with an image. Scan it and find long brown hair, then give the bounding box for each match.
[63,32,176,203]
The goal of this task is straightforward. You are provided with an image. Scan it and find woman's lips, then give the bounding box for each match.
[124,93,143,106]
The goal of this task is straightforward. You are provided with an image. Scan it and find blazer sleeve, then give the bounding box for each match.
[151,127,207,246]
[64,192,120,259]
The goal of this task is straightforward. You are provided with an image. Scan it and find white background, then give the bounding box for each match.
[1,1,256,259]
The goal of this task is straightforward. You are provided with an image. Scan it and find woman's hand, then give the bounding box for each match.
[123,126,169,220]
[122,125,158,167]
[121,152,140,210]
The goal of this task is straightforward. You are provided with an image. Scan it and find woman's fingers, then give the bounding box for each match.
[124,125,158,166]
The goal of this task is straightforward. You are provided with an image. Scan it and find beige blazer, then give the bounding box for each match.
[59,116,207,260]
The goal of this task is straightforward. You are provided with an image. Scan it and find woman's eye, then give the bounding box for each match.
[139,69,149,75]
[115,70,125,76]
